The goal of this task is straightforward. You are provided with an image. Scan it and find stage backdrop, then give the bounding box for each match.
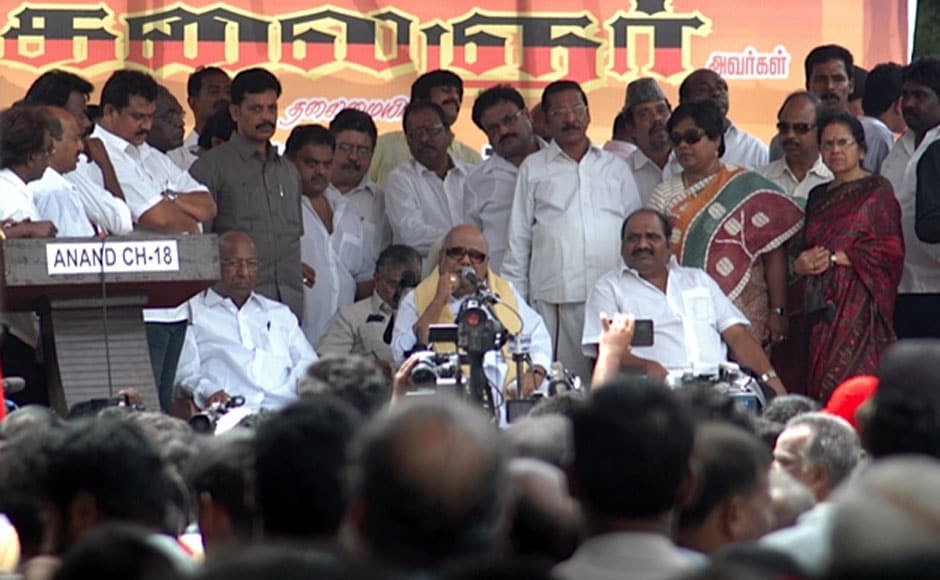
[0,0,909,151]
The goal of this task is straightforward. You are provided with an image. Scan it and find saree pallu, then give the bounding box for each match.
[803,175,904,402]
[650,165,804,341]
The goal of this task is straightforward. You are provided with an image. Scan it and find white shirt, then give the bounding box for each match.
[29,167,96,237]
[554,532,691,580]
[756,155,833,201]
[64,155,134,235]
[860,115,895,173]
[300,191,372,348]
[0,168,40,221]
[602,139,638,160]
[175,289,318,410]
[502,140,642,303]
[582,257,749,374]
[626,148,682,205]
[167,130,200,171]
[881,127,940,293]
[327,177,390,264]
[722,124,769,169]
[385,157,473,257]
[464,152,522,274]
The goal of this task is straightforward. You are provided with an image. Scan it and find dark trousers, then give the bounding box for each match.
[894,294,940,339]
[1,328,49,407]
[146,321,187,413]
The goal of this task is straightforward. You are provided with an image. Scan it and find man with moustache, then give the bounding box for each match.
[385,101,474,261]
[147,85,186,155]
[678,68,768,169]
[369,70,481,186]
[465,84,544,273]
[581,209,785,394]
[191,68,311,321]
[622,78,682,203]
[503,80,642,385]
[168,66,231,170]
[881,57,940,338]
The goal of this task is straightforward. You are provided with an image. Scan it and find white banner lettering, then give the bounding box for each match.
[45,240,180,275]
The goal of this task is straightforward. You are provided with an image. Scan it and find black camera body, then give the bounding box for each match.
[457,297,506,355]
[189,395,246,434]
[410,351,460,385]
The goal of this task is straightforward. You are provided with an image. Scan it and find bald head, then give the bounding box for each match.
[216,231,258,308]
[43,106,84,174]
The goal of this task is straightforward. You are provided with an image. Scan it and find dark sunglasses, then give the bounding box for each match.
[776,122,816,135]
[444,246,487,264]
[670,129,707,146]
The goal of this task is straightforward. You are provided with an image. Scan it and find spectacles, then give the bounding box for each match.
[444,246,487,264]
[483,109,525,135]
[406,124,445,140]
[820,138,857,152]
[337,142,373,156]
[776,122,816,135]
[670,129,707,146]
[548,104,588,119]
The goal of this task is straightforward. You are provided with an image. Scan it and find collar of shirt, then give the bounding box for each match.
[203,287,271,312]
[618,255,681,285]
[93,124,153,161]
[767,155,832,183]
[545,138,603,163]
[29,166,75,193]
[370,291,394,316]
[229,131,278,162]
[413,155,468,179]
[329,176,380,199]
[630,147,679,171]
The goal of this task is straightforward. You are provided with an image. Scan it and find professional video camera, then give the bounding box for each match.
[189,395,246,434]
[668,362,767,413]
[410,350,460,385]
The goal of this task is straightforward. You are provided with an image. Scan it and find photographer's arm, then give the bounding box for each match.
[412,272,459,345]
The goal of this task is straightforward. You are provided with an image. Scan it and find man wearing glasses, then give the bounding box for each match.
[503,80,642,386]
[757,92,833,202]
[465,84,544,274]
[392,225,552,401]
[385,101,474,262]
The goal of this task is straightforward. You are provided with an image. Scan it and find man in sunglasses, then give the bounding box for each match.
[757,92,833,202]
[391,225,552,404]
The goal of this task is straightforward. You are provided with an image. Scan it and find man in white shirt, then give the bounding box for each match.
[392,225,552,409]
[93,69,217,412]
[757,92,833,202]
[167,66,231,170]
[328,108,391,289]
[176,231,317,411]
[862,63,905,150]
[601,111,637,160]
[881,57,940,338]
[678,69,768,169]
[622,78,682,203]
[502,80,642,386]
[385,101,474,259]
[285,124,372,349]
[581,209,785,394]
[465,85,543,273]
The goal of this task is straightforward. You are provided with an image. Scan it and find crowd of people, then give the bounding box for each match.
[1,39,940,578]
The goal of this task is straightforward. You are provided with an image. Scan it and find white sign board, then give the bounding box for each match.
[46,240,180,275]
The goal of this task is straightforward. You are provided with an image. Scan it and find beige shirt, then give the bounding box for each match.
[317,292,395,365]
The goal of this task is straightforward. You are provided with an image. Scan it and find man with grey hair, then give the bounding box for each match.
[298,354,390,417]
[773,412,861,502]
[622,77,681,203]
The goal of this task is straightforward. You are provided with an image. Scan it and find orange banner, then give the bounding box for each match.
[0,0,909,149]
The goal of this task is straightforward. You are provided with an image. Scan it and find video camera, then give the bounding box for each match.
[189,395,246,434]
[668,362,767,413]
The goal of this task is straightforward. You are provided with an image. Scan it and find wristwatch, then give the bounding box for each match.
[164,191,178,202]
[760,370,778,383]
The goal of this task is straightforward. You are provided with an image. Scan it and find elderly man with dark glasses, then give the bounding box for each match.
[391,224,553,411]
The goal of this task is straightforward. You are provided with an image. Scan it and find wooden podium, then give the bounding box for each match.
[1,234,219,415]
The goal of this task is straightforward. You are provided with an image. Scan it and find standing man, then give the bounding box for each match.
[622,78,681,203]
[466,84,543,273]
[147,85,186,154]
[191,68,309,320]
[384,101,474,261]
[863,63,906,139]
[369,70,481,185]
[882,57,940,338]
[168,66,230,170]
[503,80,642,384]
[678,68,768,169]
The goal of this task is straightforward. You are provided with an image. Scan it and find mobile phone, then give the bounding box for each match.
[631,319,654,347]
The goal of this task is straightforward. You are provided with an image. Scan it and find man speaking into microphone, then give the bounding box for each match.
[392,225,553,401]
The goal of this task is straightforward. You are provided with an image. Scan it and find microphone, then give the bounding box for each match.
[459,266,490,293]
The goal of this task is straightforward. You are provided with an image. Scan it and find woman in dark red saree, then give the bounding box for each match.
[794,112,904,403]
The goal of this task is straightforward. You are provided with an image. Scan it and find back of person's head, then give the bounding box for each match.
[411,69,464,101]
[503,414,572,468]
[43,418,168,551]
[784,412,860,494]
[829,456,940,570]
[752,416,784,449]
[100,69,159,110]
[528,391,586,420]
[762,394,820,424]
[24,70,93,107]
[0,105,50,169]
[0,404,61,439]
[868,339,940,459]
[254,395,360,541]
[298,354,391,417]
[677,383,756,434]
[505,458,581,563]
[51,525,185,580]
[198,105,236,150]
[863,62,904,117]
[439,557,556,580]
[230,68,281,107]
[678,422,772,542]
[196,545,364,580]
[348,395,508,569]
[571,377,693,520]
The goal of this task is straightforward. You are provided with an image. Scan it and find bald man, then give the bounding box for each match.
[175,231,318,412]
[391,225,552,409]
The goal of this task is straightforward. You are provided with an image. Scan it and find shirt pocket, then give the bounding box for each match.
[532,178,575,222]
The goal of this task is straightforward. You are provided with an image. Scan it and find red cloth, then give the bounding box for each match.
[802,175,904,403]
[823,374,878,431]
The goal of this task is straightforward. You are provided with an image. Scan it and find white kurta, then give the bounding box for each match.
[722,124,769,170]
[29,167,96,237]
[327,177,390,265]
[756,156,833,201]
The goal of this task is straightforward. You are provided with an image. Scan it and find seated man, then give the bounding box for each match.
[582,209,786,394]
[317,244,422,372]
[176,231,318,411]
[391,225,552,407]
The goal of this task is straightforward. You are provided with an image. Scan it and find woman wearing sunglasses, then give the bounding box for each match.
[792,111,903,403]
[648,101,804,352]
